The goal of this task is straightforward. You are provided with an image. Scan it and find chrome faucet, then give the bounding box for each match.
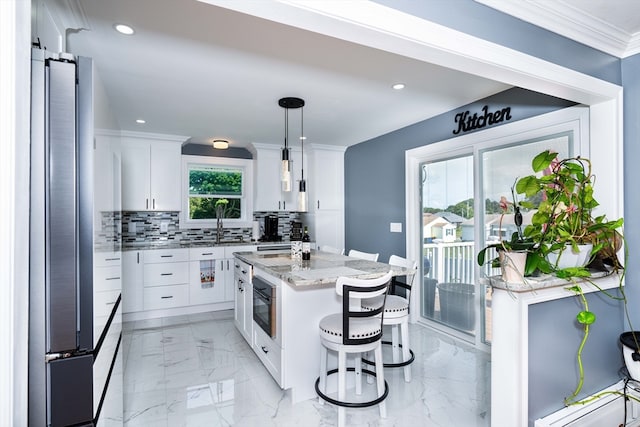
[216,216,223,244]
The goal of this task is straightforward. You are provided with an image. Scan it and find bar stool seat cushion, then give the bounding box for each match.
[319,313,382,344]
[362,295,408,319]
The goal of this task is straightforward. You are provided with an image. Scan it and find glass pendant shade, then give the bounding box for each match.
[281,148,291,192]
[297,179,307,212]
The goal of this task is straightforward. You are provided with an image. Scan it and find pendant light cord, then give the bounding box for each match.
[301,106,304,181]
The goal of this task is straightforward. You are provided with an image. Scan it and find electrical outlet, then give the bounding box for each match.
[390,222,402,233]
[160,221,169,233]
[129,222,136,233]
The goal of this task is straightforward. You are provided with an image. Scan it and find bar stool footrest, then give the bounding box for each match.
[361,340,415,368]
[315,367,389,408]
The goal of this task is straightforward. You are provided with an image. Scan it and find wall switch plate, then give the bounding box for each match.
[160,221,169,233]
[129,222,136,233]
[390,222,402,233]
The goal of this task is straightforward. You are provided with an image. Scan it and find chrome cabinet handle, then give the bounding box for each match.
[161,273,173,276]
[153,198,156,209]
[161,255,173,258]
[146,198,149,209]
[106,277,120,281]
[202,252,213,256]
[161,296,173,299]
[317,200,320,209]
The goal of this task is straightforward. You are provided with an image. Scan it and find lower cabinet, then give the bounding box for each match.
[233,257,253,342]
[189,247,227,305]
[122,245,256,318]
[142,248,189,311]
[253,325,283,387]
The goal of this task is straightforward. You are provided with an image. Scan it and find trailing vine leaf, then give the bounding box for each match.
[577,310,596,325]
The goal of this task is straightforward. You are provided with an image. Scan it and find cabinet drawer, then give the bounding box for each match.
[253,326,282,386]
[143,262,188,286]
[94,252,122,267]
[94,266,122,292]
[143,284,188,310]
[234,259,252,282]
[189,247,225,261]
[143,248,189,263]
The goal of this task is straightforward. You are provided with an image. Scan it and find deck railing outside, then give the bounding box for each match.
[423,241,500,284]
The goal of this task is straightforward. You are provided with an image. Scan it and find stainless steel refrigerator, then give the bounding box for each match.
[29,48,122,426]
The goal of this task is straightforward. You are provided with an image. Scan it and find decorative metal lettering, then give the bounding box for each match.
[453,105,512,135]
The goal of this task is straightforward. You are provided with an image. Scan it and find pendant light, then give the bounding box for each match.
[278,97,305,195]
[297,105,308,212]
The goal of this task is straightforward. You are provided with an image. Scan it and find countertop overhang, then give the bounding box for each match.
[234,250,413,288]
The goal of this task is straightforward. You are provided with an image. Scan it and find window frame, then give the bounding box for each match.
[181,155,253,229]
[406,107,595,348]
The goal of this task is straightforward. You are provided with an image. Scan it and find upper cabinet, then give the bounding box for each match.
[121,132,187,211]
[94,132,121,226]
[308,144,345,211]
[250,143,304,211]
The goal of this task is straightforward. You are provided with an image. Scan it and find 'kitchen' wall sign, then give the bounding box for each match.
[453,105,512,135]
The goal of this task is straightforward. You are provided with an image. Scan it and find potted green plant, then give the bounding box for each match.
[514,150,632,406]
[477,183,551,282]
[515,150,623,274]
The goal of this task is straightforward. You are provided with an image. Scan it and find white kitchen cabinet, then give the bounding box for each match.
[93,132,121,229]
[121,132,186,211]
[308,144,345,211]
[307,144,345,249]
[225,245,255,301]
[234,258,253,343]
[142,248,189,311]
[122,250,144,314]
[250,143,303,211]
[188,247,226,305]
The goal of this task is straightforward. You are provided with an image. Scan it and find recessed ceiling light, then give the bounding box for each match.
[114,24,135,35]
[392,83,405,90]
[135,119,146,124]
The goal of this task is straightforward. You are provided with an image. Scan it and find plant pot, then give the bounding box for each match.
[499,250,527,283]
[547,243,593,269]
[620,332,640,381]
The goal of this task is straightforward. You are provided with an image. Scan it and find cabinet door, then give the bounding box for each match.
[234,274,245,335]
[122,251,144,313]
[253,145,299,211]
[223,258,235,302]
[312,209,344,251]
[189,260,226,305]
[311,147,344,211]
[121,141,151,211]
[150,142,181,211]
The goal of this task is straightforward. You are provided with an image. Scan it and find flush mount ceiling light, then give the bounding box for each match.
[135,119,146,124]
[114,23,135,35]
[392,83,405,90]
[279,97,305,193]
[212,139,229,149]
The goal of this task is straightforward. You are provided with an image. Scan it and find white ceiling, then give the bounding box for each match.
[51,0,636,150]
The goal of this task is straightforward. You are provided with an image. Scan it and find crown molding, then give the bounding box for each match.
[476,0,639,58]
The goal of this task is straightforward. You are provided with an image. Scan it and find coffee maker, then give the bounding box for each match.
[262,215,280,241]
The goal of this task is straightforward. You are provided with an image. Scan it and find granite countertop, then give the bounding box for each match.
[234,250,413,288]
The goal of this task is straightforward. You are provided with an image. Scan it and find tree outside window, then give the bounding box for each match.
[188,167,242,220]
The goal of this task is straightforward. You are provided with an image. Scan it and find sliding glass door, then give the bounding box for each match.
[420,155,476,336]
[418,133,572,344]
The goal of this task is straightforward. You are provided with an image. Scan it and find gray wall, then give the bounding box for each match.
[345,87,574,260]
[345,3,637,424]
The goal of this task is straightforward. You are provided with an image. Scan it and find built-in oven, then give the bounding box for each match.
[253,275,278,340]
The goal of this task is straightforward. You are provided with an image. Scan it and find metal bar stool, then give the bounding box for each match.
[315,270,393,426]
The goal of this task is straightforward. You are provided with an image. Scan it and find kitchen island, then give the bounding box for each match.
[232,250,412,403]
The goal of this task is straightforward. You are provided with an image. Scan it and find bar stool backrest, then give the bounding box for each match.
[348,249,379,262]
[388,255,417,304]
[335,270,392,345]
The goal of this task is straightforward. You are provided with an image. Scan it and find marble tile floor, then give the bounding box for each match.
[122,310,490,426]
